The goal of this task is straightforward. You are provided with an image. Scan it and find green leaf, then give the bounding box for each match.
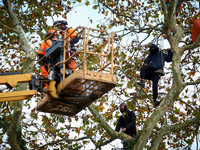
[85,1,90,6]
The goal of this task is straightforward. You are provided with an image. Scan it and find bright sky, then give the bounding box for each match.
[47,3,103,30]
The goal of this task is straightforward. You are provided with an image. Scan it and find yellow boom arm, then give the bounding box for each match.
[0,73,37,102]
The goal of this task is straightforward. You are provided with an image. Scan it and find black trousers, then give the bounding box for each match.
[140,66,160,100]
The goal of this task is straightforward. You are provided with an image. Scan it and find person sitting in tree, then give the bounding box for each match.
[115,103,137,149]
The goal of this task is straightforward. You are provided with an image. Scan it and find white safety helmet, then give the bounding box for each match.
[53,17,68,26]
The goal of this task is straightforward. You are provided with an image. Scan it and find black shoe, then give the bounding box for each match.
[153,99,160,106]
[137,80,145,88]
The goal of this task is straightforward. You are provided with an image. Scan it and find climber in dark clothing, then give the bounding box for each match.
[115,103,137,149]
[137,44,173,106]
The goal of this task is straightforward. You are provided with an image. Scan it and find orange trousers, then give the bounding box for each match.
[41,65,48,90]
[67,59,76,72]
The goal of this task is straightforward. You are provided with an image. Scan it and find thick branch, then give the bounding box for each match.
[88,104,133,142]
[166,0,177,23]
[133,80,186,150]
[150,117,200,150]
[162,0,177,31]
[3,0,36,60]
[7,83,28,150]
[162,0,178,45]
[160,0,168,17]
[181,35,200,52]
[2,3,36,149]
[7,102,23,150]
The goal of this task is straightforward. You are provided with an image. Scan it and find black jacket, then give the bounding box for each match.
[144,44,173,70]
[115,110,136,135]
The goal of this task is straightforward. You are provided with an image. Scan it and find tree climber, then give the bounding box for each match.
[137,44,173,106]
[115,103,137,149]
[53,17,79,74]
[37,29,58,92]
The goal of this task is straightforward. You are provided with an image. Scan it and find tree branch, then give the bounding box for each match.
[160,0,168,17]
[176,99,196,112]
[37,136,90,149]
[98,0,139,25]
[3,3,35,150]
[133,79,186,150]
[150,117,200,150]
[90,136,115,149]
[7,83,28,150]
[3,0,36,60]
[184,79,200,86]
[166,0,177,23]
[88,104,133,142]
[33,0,48,28]
[0,21,15,32]
[181,35,200,52]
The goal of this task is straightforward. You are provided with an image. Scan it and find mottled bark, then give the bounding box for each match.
[3,0,36,149]
[150,118,200,150]
[132,1,193,149]
[88,104,133,147]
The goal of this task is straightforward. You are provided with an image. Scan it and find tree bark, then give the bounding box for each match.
[132,2,188,149]
[88,104,133,142]
[150,117,200,149]
[3,0,36,149]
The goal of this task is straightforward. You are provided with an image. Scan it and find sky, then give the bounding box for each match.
[47,3,103,31]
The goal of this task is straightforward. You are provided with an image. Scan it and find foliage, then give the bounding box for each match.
[0,0,200,150]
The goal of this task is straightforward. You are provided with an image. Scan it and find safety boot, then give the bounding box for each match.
[153,99,160,106]
[137,80,145,88]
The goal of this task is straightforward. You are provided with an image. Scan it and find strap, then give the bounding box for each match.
[161,50,163,68]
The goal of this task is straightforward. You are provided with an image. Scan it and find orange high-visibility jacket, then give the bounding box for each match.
[38,40,53,78]
[38,40,52,55]
[62,27,77,38]
[62,27,78,72]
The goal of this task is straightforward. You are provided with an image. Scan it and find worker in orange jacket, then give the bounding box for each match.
[53,17,79,73]
[37,29,58,91]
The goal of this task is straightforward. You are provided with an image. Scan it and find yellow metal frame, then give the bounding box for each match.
[0,74,32,88]
[0,90,37,102]
[0,74,37,102]
[52,27,116,80]
[36,27,117,116]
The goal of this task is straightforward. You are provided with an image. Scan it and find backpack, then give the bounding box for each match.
[191,19,200,42]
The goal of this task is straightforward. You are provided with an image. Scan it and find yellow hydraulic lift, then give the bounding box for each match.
[0,73,37,102]
[0,27,117,116]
